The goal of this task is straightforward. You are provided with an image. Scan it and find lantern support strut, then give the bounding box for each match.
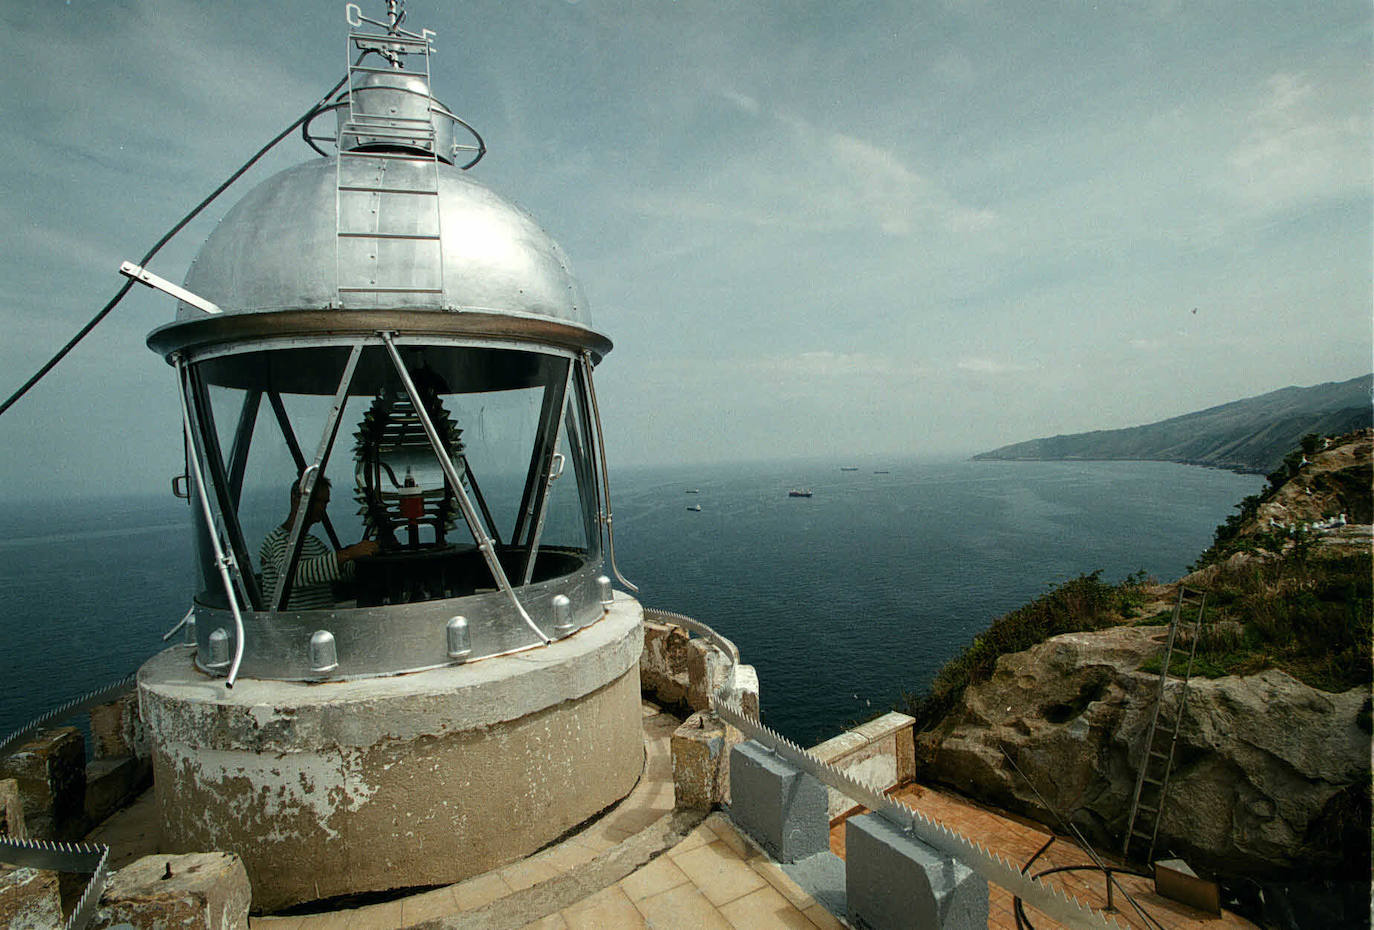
[381,331,550,644]
[175,355,249,687]
[269,342,365,613]
[580,351,637,593]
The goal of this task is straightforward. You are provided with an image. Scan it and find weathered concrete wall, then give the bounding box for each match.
[811,712,916,821]
[141,599,645,912]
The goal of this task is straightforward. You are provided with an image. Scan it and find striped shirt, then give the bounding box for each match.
[259,525,350,610]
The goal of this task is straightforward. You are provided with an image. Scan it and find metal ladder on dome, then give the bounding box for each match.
[335,6,445,307]
[1122,585,1207,864]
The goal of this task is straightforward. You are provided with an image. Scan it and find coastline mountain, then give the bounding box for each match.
[973,374,1372,474]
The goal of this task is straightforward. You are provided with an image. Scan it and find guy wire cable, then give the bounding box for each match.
[0,68,354,419]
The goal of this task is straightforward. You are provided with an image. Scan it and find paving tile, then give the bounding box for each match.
[718,884,815,930]
[672,840,767,907]
[399,886,459,925]
[802,903,846,930]
[451,870,514,910]
[519,914,568,929]
[251,918,305,930]
[619,854,691,901]
[498,857,561,892]
[601,806,665,839]
[566,829,619,854]
[749,858,816,911]
[344,899,405,929]
[560,883,647,929]
[667,823,714,858]
[535,840,598,871]
[705,816,758,861]
[633,882,733,930]
[644,782,676,813]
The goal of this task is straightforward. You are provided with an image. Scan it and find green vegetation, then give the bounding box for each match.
[1191,436,1316,568]
[1175,550,1372,693]
[902,571,1147,732]
[909,431,1373,734]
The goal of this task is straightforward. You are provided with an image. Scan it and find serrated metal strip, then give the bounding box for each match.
[0,837,110,930]
[711,698,1129,930]
[647,599,1124,926]
[643,607,740,662]
[0,673,137,759]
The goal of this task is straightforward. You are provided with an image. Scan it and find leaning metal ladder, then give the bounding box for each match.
[1122,586,1207,863]
[335,11,445,307]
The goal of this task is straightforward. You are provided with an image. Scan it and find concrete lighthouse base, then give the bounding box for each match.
[138,597,645,912]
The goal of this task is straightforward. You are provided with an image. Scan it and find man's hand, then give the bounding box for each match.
[338,540,381,563]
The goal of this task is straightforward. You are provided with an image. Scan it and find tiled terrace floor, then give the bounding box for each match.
[831,784,1260,930]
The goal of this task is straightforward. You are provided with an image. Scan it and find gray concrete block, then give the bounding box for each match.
[783,850,847,919]
[845,813,988,930]
[728,741,828,863]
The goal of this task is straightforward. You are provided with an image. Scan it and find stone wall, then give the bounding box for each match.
[811,712,917,821]
[642,616,762,810]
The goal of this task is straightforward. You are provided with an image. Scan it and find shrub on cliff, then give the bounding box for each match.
[903,571,1141,732]
[1162,550,1372,693]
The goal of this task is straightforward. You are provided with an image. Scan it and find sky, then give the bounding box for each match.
[0,0,1369,500]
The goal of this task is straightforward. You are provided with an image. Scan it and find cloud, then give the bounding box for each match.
[786,117,1000,237]
[955,356,1037,374]
[716,88,761,116]
[1226,71,1371,210]
[625,82,997,241]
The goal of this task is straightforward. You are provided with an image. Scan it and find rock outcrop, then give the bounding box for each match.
[918,625,1369,879]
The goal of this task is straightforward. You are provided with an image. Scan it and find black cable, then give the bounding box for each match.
[0,72,350,419]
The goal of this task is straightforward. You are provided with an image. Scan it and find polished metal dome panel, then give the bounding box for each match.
[177,158,593,330]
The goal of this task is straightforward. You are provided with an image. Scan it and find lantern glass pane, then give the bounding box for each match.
[185,344,602,613]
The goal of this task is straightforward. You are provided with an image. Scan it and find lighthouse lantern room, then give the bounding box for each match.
[135,3,646,909]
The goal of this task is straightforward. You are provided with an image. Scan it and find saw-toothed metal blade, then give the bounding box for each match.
[0,837,110,930]
[711,696,1129,930]
[649,602,1125,926]
[0,673,137,760]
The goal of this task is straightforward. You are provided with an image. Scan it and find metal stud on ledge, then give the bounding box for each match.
[184,614,197,646]
[597,575,613,608]
[309,630,339,674]
[206,628,231,668]
[552,595,575,637]
[446,615,471,660]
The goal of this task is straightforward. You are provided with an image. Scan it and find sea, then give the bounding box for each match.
[0,457,1262,748]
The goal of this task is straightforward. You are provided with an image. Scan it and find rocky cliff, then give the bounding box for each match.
[917,626,1368,879]
[915,430,1373,895]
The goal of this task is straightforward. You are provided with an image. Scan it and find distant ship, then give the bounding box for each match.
[874,470,889,474]
[687,504,702,511]
[839,466,859,471]
[788,489,813,497]
[685,489,700,493]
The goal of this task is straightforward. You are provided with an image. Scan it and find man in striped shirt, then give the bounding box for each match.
[260,478,379,610]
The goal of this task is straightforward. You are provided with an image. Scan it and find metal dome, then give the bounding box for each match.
[180,158,590,325]
[146,157,610,363]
